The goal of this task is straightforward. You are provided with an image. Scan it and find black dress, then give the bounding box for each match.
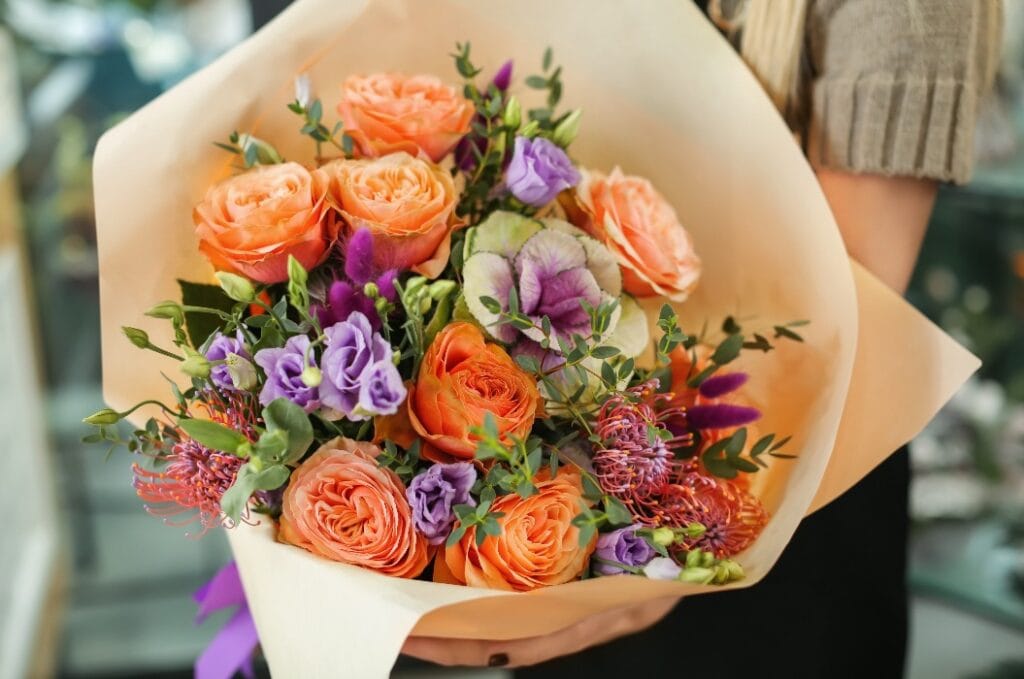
[517,448,910,679]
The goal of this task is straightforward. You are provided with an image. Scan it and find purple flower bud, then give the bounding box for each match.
[491,60,513,92]
[406,463,477,545]
[505,136,580,207]
[204,330,250,391]
[594,524,657,575]
[344,229,374,285]
[686,404,761,430]
[254,335,320,412]
[698,372,749,399]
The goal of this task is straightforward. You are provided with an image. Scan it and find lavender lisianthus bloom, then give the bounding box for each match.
[644,557,683,581]
[505,136,580,207]
[254,335,319,412]
[319,311,405,420]
[204,331,250,391]
[594,524,657,575]
[406,462,477,545]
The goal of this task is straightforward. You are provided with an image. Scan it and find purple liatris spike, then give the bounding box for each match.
[344,228,374,284]
[686,404,761,430]
[491,59,513,91]
[698,372,749,399]
[375,269,398,302]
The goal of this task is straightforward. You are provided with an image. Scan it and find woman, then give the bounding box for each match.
[404,1,1003,675]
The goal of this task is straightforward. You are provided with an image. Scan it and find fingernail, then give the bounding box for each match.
[488,653,509,667]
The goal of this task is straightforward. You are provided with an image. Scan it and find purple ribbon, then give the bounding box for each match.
[194,561,260,679]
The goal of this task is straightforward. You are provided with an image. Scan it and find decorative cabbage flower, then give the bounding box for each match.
[462,211,647,358]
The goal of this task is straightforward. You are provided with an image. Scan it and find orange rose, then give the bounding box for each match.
[338,73,474,163]
[193,162,337,284]
[436,471,596,591]
[278,437,430,578]
[320,153,459,278]
[406,322,540,462]
[569,167,700,302]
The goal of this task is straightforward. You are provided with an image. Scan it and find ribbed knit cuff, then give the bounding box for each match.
[807,73,978,184]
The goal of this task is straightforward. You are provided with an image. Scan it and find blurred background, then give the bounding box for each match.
[0,1,1022,678]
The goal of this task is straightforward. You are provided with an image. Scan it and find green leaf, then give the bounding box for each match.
[686,364,718,388]
[576,519,596,547]
[526,446,542,476]
[750,434,775,458]
[177,418,248,454]
[774,326,804,342]
[604,496,632,526]
[725,428,748,458]
[711,333,744,365]
[253,429,289,462]
[525,75,548,89]
[516,354,540,373]
[703,456,739,479]
[446,524,467,547]
[308,99,322,123]
[479,295,501,313]
[178,280,236,347]
[729,457,760,473]
[581,473,603,501]
[771,435,792,451]
[721,316,742,334]
[590,345,620,360]
[220,462,290,521]
[516,479,537,498]
[542,46,553,71]
[263,398,314,464]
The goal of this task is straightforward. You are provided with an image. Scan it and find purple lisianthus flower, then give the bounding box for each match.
[644,557,683,581]
[319,311,405,420]
[254,335,319,412]
[406,463,477,545]
[505,136,580,207]
[594,524,657,575]
[204,330,250,391]
[357,360,406,418]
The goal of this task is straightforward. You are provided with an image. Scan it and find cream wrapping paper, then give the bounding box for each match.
[92,0,979,676]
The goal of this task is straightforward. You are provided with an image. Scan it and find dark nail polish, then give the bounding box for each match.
[488,653,510,667]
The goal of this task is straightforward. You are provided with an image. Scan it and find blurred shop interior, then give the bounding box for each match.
[0,1,1023,678]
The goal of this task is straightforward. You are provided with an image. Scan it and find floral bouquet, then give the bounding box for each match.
[89,1,978,676]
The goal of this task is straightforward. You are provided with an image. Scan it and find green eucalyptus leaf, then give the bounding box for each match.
[177,418,247,454]
[263,398,314,464]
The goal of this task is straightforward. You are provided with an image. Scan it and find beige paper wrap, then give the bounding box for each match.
[93,0,979,676]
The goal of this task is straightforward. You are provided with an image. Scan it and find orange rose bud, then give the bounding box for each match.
[571,167,701,302]
[338,73,474,163]
[192,162,337,284]
[438,470,597,591]
[407,322,541,463]
[320,153,460,279]
[278,437,430,578]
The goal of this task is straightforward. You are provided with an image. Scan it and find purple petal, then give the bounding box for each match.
[344,229,374,284]
[376,270,398,302]
[490,60,513,92]
[698,372,749,399]
[686,404,762,430]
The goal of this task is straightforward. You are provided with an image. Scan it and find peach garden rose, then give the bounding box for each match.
[338,73,474,163]
[320,152,459,279]
[192,162,337,284]
[570,167,701,302]
[278,437,430,579]
[436,470,597,591]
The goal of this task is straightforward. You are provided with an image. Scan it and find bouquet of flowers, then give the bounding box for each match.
[88,1,978,675]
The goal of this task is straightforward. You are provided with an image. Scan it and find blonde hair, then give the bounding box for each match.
[710,0,810,117]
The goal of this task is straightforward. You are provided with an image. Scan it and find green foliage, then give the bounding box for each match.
[220,462,290,523]
[179,280,237,347]
[377,440,422,484]
[701,427,797,479]
[262,398,314,465]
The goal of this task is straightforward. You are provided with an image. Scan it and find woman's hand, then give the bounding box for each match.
[401,596,680,668]
[816,168,938,294]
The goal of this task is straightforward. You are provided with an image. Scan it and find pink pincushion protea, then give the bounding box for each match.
[592,380,691,520]
[660,471,768,558]
[133,390,259,534]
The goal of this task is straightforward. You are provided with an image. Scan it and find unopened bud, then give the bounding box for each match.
[122,326,150,349]
[700,550,715,568]
[685,549,702,569]
[651,527,675,547]
[363,282,380,298]
[301,365,323,388]
[403,276,427,297]
[685,522,707,538]
[392,349,402,365]
[503,95,522,129]
[181,354,211,379]
[83,408,122,426]
[678,567,715,584]
[375,297,391,317]
[520,120,540,138]
[552,108,582,147]
[428,279,457,301]
[215,272,255,303]
[146,301,183,323]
